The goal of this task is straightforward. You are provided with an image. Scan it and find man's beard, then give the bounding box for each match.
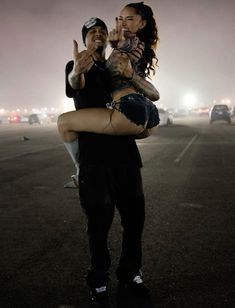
[96,46,104,54]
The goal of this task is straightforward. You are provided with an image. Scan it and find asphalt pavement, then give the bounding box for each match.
[0,118,234,308]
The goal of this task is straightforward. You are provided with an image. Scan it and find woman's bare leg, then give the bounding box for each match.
[58,108,145,186]
[57,108,145,142]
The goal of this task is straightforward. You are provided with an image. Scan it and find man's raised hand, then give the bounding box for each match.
[73,39,79,59]
[72,40,95,74]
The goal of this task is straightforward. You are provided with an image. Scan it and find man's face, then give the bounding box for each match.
[85,26,108,51]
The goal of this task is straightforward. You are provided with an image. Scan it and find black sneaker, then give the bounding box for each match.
[117,272,150,298]
[89,285,109,308]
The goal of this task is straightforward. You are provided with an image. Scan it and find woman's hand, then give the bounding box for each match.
[107,49,134,79]
[108,17,124,48]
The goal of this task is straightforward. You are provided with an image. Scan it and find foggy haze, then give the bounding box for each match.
[1,0,235,113]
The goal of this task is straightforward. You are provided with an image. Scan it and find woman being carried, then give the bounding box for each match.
[58,2,160,181]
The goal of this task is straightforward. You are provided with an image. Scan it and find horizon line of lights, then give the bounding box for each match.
[0,97,233,116]
[0,107,61,115]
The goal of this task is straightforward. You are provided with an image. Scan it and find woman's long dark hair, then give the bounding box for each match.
[126,2,159,77]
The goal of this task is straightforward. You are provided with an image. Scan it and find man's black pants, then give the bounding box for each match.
[79,163,145,287]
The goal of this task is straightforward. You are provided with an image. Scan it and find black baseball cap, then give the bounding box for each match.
[82,17,108,44]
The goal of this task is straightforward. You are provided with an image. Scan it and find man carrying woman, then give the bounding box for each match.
[61,2,160,307]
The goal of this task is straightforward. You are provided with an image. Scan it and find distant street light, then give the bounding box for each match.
[221,98,231,105]
[183,93,197,109]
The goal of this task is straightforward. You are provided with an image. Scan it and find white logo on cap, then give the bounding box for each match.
[84,17,98,29]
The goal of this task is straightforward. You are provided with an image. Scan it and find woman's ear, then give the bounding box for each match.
[139,19,147,30]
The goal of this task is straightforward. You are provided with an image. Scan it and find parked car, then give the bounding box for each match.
[47,113,58,123]
[20,115,29,123]
[190,107,209,117]
[28,113,51,125]
[198,107,210,117]
[8,114,21,123]
[0,116,10,124]
[230,106,235,118]
[158,108,173,126]
[8,114,29,124]
[209,104,231,124]
[173,108,189,117]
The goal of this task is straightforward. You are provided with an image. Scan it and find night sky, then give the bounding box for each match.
[1,0,235,112]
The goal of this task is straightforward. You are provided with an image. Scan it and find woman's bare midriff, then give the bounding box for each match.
[112,86,137,102]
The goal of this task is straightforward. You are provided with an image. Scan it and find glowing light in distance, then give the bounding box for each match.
[183,93,197,108]
[221,98,231,105]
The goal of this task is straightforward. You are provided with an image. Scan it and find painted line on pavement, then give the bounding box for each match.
[0,144,63,162]
[174,134,198,163]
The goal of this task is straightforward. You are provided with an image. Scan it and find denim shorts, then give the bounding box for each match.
[108,93,160,129]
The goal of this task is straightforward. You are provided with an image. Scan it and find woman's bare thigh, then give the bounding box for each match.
[61,108,144,135]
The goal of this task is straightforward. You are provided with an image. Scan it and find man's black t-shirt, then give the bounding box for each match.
[65,60,142,167]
